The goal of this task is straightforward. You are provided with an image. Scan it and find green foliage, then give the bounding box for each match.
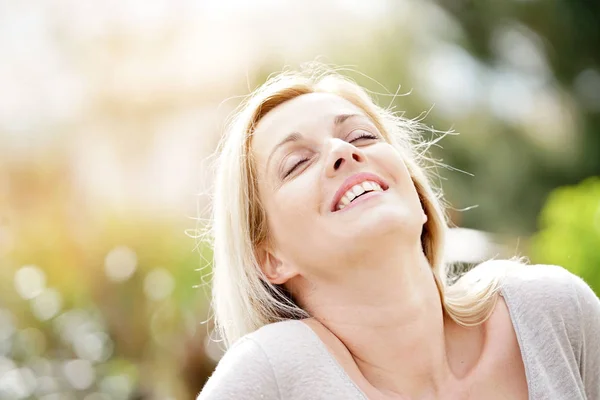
[530,177,600,295]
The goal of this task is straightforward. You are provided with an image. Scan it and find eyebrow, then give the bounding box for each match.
[266,113,364,172]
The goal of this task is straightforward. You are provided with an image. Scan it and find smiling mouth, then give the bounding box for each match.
[335,180,385,211]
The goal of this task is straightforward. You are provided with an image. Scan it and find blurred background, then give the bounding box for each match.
[0,0,599,398]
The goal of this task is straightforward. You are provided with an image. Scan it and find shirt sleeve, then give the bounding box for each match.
[197,337,280,400]
[571,273,600,399]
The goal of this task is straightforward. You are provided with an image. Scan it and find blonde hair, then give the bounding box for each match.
[208,64,504,348]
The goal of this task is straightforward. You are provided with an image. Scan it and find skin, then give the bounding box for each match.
[251,92,527,399]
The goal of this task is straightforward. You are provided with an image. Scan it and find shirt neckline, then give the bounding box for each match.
[290,287,532,400]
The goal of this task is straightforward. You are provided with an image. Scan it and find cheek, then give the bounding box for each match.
[267,174,321,245]
[373,146,411,184]
[376,147,423,208]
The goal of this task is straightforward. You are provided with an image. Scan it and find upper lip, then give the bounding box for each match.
[330,172,389,212]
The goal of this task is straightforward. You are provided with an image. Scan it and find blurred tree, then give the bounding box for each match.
[434,0,600,233]
[529,177,600,295]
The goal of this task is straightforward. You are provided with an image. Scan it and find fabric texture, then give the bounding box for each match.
[198,265,600,399]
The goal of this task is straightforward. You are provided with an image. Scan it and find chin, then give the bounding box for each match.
[349,205,423,244]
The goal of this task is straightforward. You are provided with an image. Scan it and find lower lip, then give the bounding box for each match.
[335,191,384,213]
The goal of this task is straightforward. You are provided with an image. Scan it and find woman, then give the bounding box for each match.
[198,64,600,399]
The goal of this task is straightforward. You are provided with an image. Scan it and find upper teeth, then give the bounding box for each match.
[337,181,383,210]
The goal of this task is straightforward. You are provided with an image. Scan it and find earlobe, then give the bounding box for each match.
[257,248,296,285]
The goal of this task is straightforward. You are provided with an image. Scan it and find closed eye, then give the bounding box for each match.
[284,157,309,178]
[350,132,379,143]
[282,132,377,179]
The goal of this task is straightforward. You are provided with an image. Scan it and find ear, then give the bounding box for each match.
[256,246,298,285]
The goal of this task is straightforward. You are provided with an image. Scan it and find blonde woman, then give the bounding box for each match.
[198,65,600,399]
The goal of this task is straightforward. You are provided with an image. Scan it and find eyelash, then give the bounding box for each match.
[283,132,378,178]
[350,132,379,143]
[284,157,309,178]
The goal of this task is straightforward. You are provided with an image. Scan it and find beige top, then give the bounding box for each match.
[198,265,600,399]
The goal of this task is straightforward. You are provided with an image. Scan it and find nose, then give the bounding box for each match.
[325,138,365,177]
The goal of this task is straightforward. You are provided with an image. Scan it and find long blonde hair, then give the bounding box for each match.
[207,64,504,348]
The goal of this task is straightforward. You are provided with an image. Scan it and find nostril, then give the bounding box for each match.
[352,153,361,162]
[334,158,343,170]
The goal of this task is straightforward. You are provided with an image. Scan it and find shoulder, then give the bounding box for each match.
[497,262,584,310]
[466,259,591,302]
[248,319,313,344]
[198,335,279,400]
[198,320,317,400]
[469,261,600,398]
[496,262,599,344]
[463,260,597,333]
[246,319,327,373]
[499,262,594,306]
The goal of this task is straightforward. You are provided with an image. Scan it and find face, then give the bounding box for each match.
[251,92,427,284]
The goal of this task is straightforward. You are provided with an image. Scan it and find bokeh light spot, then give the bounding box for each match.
[35,376,60,397]
[0,356,17,377]
[144,268,175,301]
[14,265,46,300]
[31,288,63,321]
[63,359,95,390]
[99,374,133,400]
[0,367,37,399]
[74,332,113,363]
[104,246,138,282]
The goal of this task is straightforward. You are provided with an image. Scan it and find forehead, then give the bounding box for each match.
[251,92,366,152]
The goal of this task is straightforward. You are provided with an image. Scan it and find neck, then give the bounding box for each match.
[296,243,483,398]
